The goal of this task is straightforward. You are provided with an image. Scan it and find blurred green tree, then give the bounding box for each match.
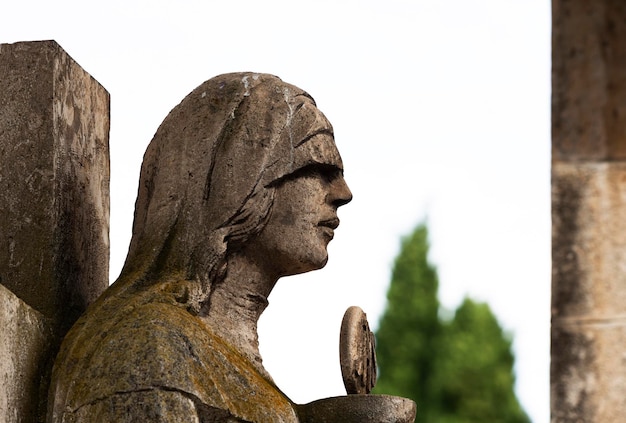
[372,223,529,423]
[373,223,441,413]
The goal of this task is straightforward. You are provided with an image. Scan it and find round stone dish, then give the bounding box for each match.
[296,394,416,423]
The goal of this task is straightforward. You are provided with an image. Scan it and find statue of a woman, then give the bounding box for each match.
[47,73,352,422]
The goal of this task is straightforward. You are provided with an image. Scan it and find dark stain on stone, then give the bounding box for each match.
[552,172,585,317]
[551,325,596,421]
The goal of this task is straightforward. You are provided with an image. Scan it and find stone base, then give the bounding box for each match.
[0,284,53,423]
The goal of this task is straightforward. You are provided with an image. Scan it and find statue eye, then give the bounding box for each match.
[274,164,343,187]
[301,165,342,184]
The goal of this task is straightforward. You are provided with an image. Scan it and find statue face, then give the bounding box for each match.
[244,144,352,277]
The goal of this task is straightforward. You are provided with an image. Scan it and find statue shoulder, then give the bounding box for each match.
[51,301,298,423]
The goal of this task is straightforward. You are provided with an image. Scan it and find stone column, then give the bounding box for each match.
[551,1,626,422]
[0,40,110,422]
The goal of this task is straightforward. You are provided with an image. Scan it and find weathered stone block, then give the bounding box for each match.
[552,0,626,161]
[0,40,110,331]
[551,161,626,421]
[551,324,626,422]
[552,162,626,318]
[0,284,52,423]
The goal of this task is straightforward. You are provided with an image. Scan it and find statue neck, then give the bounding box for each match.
[201,252,278,380]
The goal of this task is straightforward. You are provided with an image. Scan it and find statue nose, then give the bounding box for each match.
[330,176,353,208]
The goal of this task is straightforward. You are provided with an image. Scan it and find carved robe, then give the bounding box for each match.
[48,280,299,423]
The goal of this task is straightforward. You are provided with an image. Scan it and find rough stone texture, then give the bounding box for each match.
[552,2,626,421]
[297,395,416,423]
[0,284,53,423]
[552,0,626,161]
[0,40,110,331]
[552,163,626,422]
[340,306,377,395]
[0,40,110,422]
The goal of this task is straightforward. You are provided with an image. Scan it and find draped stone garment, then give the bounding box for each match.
[50,280,299,422]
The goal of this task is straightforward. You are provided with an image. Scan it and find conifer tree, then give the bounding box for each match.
[430,299,530,423]
[373,223,529,423]
[373,224,441,419]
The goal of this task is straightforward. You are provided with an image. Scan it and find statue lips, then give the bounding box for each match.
[318,217,340,241]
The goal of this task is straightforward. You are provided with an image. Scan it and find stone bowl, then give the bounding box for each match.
[296,394,416,423]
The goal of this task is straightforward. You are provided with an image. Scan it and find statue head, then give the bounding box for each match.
[120,73,351,293]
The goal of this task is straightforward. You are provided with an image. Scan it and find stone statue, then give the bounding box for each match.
[47,73,415,422]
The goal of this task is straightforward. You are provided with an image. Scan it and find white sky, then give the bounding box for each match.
[1,1,551,421]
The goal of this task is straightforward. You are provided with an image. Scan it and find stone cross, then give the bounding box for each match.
[0,40,109,423]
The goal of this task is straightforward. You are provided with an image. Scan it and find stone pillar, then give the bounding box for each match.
[551,1,626,422]
[0,40,110,422]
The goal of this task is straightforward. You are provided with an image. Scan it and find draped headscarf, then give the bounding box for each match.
[120,72,343,293]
